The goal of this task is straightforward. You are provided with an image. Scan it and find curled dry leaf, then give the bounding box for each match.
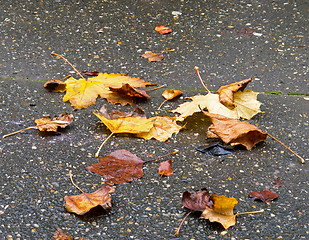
[218,78,252,109]
[82,70,100,76]
[86,149,144,185]
[109,83,150,104]
[35,113,74,132]
[182,189,213,212]
[204,112,267,150]
[64,185,115,215]
[158,160,174,176]
[50,228,72,240]
[201,194,239,229]
[249,189,278,203]
[44,79,66,92]
[141,52,164,62]
[155,24,172,34]
[162,89,183,100]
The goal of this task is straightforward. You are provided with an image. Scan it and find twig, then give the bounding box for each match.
[145,84,167,92]
[146,150,178,163]
[69,170,84,193]
[95,131,115,158]
[267,133,305,164]
[195,66,210,94]
[157,99,168,110]
[175,211,193,236]
[235,209,264,216]
[51,52,86,80]
[2,126,36,138]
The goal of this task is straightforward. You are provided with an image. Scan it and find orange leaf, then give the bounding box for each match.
[86,149,144,185]
[155,24,172,34]
[141,52,164,62]
[218,78,252,109]
[204,112,267,150]
[158,160,174,176]
[200,194,238,229]
[50,229,73,240]
[35,113,74,132]
[64,185,115,215]
[109,83,150,104]
[162,89,183,100]
[60,72,153,109]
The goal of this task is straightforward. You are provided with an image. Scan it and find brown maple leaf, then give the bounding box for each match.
[50,229,73,240]
[141,52,164,62]
[155,24,172,34]
[44,79,66,92]
[158,160,174,176]
[218,78,252,109]
[86,149,145,185]
[204,112,267,150]
[64,185,115,215]
[182,189,213,212]
[109,83,150,104]
[249,189,278,204]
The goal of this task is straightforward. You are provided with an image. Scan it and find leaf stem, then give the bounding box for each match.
[145,84,167,92]
[51,52,86,80]
[157,99,168,110]
[235,209,264,216]
[175,211,193,236]
[267,133,305,164]
[69,170,84,193]
[95,131,115,158]
[194,66,210,94]
[146,150,179,163]
[2,126,37,138]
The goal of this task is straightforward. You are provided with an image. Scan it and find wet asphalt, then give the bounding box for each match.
[0,0,308,239]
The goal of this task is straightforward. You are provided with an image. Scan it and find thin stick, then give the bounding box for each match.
[157,99,168,110]
[170,16,178,29]
[95,131,115,158]
[267,133,305,164]
[3,126,36,138]
[51,52,86,80]
[146,150,179,163]
[175,211,193,236]
[69,170,84,193]
[195,66,210,94]
[145,84,167,92]
[236,209,264,216]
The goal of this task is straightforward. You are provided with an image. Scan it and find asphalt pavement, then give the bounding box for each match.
[0,0,308,239]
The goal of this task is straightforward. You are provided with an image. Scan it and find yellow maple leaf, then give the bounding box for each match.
[62,72,152,109]
[200,194,238,229]
[172,90,261,121]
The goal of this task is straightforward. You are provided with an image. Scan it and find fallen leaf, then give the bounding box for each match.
[155,24,172,34]
[158,160,174,176]
[235,28,255,38]
[162,89,183,100]
[54,72,153,109]
[35,113,74,132]
[249,189,278,203]
[64,185,115,215]
[172,89,261,121]
[86,149,144,185]
[109,83,150,104]
[141,52,164,62]
[50,228,72,240]
[204,112,267,150]
[182,189,213,212]
[272,177,283,188]
[218,78,252,109]
[195,143,233,156]
[201,194,238,229]
[44,80,66,92]
[93,105,155,134]
[135,116,182,142]
[82,70,100,76]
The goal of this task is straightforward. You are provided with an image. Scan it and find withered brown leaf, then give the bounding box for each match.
[158,160,174,176]
[141,52,164,62]
[50,228,73,240]
[109,83,150,104]
[182,189,213,212]
[249,189,278,203]
[35,113,74,132]
[86,149,144,185]
[64,185,115,215]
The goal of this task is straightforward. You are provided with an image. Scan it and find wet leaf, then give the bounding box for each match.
[50,228,72,240]
[249,189,278,203]
[64,185,115,215]
[158,160,174,176]
[82,70,100,76]
[182,189,213,212]
[218,78,252,109]
[272,177,283,188]
[235,27,255,38]
[51,72,153,109]
[204,112,267,150]
[35,113,74,132]
[109,83,150,104]
[155,24,172,34]
[162,89,183,100]
[141,52,164,62]
[172,89,261,121]
[201,194,238,229]
[44,80,66,92]
[86,149,144,185]
[195,143,233,156]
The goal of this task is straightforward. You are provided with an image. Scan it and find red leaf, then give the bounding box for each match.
[158,160,173,176]
[249,189,278,203]
[182,189,213,212]
[155,24,172,34]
